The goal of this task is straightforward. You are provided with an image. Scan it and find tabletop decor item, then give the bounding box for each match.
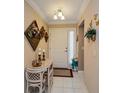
[32,59,41,67]
[42,49,46,61]
[38,52,42,62]
[37,48,42,65]
[24,20,41,51]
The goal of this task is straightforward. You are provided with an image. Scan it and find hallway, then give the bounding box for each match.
[51,71,88,93]
[24,0,99,93]
[2,0,124,93]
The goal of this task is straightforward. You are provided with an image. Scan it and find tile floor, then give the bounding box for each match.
[51,71,89,93]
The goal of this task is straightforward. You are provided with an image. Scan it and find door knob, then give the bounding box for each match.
[65,48,68,52]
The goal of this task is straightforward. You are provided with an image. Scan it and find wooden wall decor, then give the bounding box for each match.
[39,26,46,39]
[24,20,41,51]
[44,32,49,42]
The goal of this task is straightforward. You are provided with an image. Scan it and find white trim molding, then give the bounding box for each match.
[25,0,48,24]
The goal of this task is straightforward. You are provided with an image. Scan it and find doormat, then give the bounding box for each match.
[53,68,73,77]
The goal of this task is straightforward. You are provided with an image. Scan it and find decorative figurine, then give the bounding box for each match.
[37,48,42,65]
[42,49,45,61]
[38,52,42,62]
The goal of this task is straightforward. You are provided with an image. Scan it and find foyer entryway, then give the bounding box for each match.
[49,28,76,68]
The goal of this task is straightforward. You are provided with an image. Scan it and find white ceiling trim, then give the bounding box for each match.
[48,20,77,24]
[25,0,48,23]
[77,0,90,22]
[26,0,90,24]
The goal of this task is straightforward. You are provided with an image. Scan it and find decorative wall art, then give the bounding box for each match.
[44,32,49,42]
[25,20,49,51]
[40,26,49,42]
[24,20,41,51]
[39,26,46,39]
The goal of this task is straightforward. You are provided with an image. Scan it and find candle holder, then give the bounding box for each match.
[32,59,41,67]
[37,50,42,65]
[38,54,42,62]
[42,50,45,61]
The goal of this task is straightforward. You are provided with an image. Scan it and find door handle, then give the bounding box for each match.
[65,48,68,52]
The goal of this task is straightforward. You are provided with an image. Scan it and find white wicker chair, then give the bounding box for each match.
[25,68,47,93]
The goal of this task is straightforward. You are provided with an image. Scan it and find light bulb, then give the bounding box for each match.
[61,15,65,20]
[58,12,62,17]
[58,9,63,17]
[53,14,58,20]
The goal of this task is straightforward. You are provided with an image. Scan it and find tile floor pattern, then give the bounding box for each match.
[51,71,89,93]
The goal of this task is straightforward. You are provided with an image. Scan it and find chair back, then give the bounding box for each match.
[26,68,45,83]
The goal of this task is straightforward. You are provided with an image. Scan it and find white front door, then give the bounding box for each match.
[49,29,68,68]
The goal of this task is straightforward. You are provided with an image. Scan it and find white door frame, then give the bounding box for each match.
[67,30,76,68]
[49,27,77,68]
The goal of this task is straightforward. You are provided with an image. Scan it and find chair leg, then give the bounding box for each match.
[39,85,42,93]
[26,82,44,93]
[40,84,43,93]
[26,83,28,93]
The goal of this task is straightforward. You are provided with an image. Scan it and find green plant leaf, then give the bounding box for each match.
[84,27,96,41]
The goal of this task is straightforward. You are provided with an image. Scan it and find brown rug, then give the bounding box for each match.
[53,68,73,77]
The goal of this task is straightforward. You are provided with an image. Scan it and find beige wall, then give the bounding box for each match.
[78,23,84,70]
[24,1,48,67]
[78,0,99,93]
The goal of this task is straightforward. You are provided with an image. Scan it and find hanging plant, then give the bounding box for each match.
[84,27,96,41]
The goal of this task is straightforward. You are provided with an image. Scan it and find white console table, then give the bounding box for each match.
[25,59,53,93]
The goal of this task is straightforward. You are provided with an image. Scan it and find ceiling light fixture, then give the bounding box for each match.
[61,15,65,20]
[53,9,65,20]
[53,14,58,20]
[58,9,63,17]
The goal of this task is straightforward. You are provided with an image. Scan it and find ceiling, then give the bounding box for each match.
[26,0,90,24]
